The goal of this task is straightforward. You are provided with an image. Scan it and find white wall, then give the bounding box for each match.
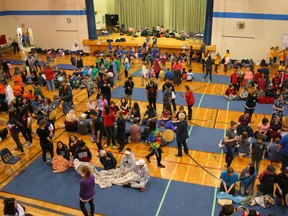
[212,0,288,61]
[1,0,89,50]
[94,0,116,30]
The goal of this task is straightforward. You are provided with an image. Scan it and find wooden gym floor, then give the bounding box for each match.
[0,46,279,215]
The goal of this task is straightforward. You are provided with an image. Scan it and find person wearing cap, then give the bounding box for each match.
[123,159,150,192]
[99,150,117,170]
[251,133,267,174]
[220,167,238,196]
[279,134,288,172]
[120,148,136,175]
[74,141,92,163]
[257,165,277,197]
[224,121,238,168]
[275,167,288,206]
[90,109,103,150]
[77,113,90,135]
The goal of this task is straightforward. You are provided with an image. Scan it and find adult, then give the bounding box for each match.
[64,109,78,132]
[268,138,281,163]
[269,115,282,140]
[257,165,277,196]
[237,112,254,137]
[181,85,195,121]
[251,133,267,174]
[202,55,213,82]
[172,59,182,86]
[162,82,172,112]
[153,56,161,79]
[11,39,19,55]
[36,119,54,163]
[102,105,116,149]
[99,149,117,170]
[3,80,15,110]
[219,204,243,216]
[68,135,81,156]
[56,141,70,161]
[76,55,83,69]
[220,167,238,195]
[175,113,189,157]
[245,90,258,118]
[224,121,238,168]
[79,165,95,216]
[223,50,231,72]
[162,80,177,113]
[44,65,55,92]
[124,76,134,108]
[108,42,113,58]
[3,198,30,216]
[90,110,103,150]
[116,110,126,152]
[77,113,90,135]
[279,134,288,172]
[188,46,194,68]
[123,159,150,192]
[239,164,256,196]
[275,167,288,206]
[98,74,113,104]
[145,121,165,168]
[146,79,158,110]
[59,79,73,114]
[129,119,141,142]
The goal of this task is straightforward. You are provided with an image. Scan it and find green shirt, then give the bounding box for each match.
[91,68,99,79]
[115,59,121,71]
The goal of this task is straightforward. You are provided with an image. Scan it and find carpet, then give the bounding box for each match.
[53,64,75,70]
[111,87,282,115]
[4,59,24,65]
[131,69,230,84]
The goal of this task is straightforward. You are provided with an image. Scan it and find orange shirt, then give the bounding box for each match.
[23,91,35,100]
[0,84,5,94]
[13,85,22,96]
[14,76,23,87]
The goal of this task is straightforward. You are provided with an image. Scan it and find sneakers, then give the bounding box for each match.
[145,156,151,163]
[158,164,165,168]
[112,145,116,150]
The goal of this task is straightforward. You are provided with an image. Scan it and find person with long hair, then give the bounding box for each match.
[172,59,182,86]
[102,105,116,149]
[68,135,81,156]
[79,165,95,216]
[56,141,70,161]
[36,119,54,163]
[239,164,256,196]
[237,131,250,156]
[127,101,141,123]
[116,110,126,152]
[181,85,195,121]
[145,121,165,168]
[202,55,213,82]
[245,89,259,118]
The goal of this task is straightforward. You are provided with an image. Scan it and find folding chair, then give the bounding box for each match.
[1,148,22,176]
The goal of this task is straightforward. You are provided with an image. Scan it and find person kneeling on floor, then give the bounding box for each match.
[123,159,150,192]
[99,149,117,170]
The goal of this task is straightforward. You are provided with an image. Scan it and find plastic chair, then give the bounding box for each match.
[1,148,22,176]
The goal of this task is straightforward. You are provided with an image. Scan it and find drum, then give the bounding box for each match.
[162,129,175,142]
[217,198,232,206]
[49,110,57,121]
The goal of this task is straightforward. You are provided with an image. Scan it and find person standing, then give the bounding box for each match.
[90,110,103,150]
[181,85,195,121]
[59,80,73,114]
[153,56,161,79]
[36,119,54,163]
[124,76,134,109]
[79,165,95,216]
[224,121,238,168]
[172,59,182,86]
[145,121,165,168]
[146,79,158,110]
[115,56,121,80]
[279,134,288,172]
[275,167,288,206]
[102,105,116,149]
[108,42,113,58]
[116,110,126,152]
[70,54,76,67]
[175,113,189,157]
[245,90,258,118]
[188,46,194,68]
[202,55,213,82]
[3,80,15,110]
[11,39,19,55]
[214,53,220,73]
[162,83,172,112]
[44,65,55,92]
[251,133,267,174]
[76,55,83,69]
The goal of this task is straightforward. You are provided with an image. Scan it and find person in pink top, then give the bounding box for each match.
[172,59,182,86]
[44,65,55,91]
[255,118,270,140]
[153,57,161,79]
[244,67,254,89]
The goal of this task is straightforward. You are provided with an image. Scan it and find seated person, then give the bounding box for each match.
[158,121,168,146]
[181,68,187,81]
[257,165,277,197]
[77,113,90,135]
[127,102,141,123]
[56,141,70,161]
[220,167,238,195]
[120,148,136,174]
[269,115,282,140]
[64,109,78,132]
[268,137,281,163]
[142,105,157,125]
[238,87,248,100]
[84,97,96,118]
[275,167,288,206]
[255,118,270,139]
[74,141,92,162]
[281,116,288,137]
[123,159,150,192]
[237,112,254,137]
[237,132,251,156]
[239,164,256,196]
[52,150,74,173]
[3,198,30,216]
[141,121,150,142]
[161,106,171,121]
[129,119,141,142]
[99,150,117,170]
[224,84,237,101]
[186,69,194,81]
[119,97,129,115]
[68,135,82,156]
[109,101,119,115]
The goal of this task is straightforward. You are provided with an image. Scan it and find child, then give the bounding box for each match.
[97,94,108,117]
[159,69,165,81]
[161,106,171,122]
[186,69,194,81]
[224,84,237,101]
[238,87,248,100]
[141,62,148,86]
[214,53,220,73]
[251,133,267,174]
[268,137,281,163]
[12,81,22,97]
[116,111,126,152]
[181,68,187,81]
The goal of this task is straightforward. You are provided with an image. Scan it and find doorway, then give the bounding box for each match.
[16,27,35,51]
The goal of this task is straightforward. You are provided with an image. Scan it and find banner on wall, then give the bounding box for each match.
[282,34,288,49]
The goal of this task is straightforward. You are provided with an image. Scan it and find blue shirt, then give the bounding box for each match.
[165,71,173,80]
[279,135,288,156]
[220,170,238,187]
[268,142,281,162]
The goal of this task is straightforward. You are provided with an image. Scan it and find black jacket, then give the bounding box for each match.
[176,120,188,143]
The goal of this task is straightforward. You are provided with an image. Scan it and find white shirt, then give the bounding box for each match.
[5,85,15,105]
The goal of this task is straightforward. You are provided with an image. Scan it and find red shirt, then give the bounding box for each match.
[173,62,182,71]
[185,90,195,106]
[102,112,116,127]
[44,68,55,80]
[272,76,281,89]
[254,72,260,83]
[225,88,236,96]
[230,73,239,84]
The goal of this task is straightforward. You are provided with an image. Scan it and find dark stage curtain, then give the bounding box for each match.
[85,0,97,40]
[203,0,214,45]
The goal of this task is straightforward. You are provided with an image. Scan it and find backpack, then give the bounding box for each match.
[0,128,8,141]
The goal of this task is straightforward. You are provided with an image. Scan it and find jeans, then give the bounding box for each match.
[203,70,212,81]
[240,181,254,196]
[148,98,157,110]
[11,132,24,152]
[62,101,73,114]
[80,198,94,216]
[251,159,261,174]
[246,79,253,89]
[20,125,32,143]
[225,146,234,167]
[40,142,54,162]
[46,79,55,91]
[104,125,116,146]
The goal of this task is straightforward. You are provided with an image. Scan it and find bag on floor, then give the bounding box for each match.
[249,195,274,208]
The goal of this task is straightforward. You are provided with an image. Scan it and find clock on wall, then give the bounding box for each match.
[66,18,72,23]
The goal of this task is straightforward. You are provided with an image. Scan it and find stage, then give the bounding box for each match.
[82,33,216,55]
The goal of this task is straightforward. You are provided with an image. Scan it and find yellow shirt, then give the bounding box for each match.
[279,51,285,61]
[269,50,274,59]
[274,50,279,57]
[214,56,220,64]
[224,53,231,58]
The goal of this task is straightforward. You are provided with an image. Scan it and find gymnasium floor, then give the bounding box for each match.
[0,44,282,215]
